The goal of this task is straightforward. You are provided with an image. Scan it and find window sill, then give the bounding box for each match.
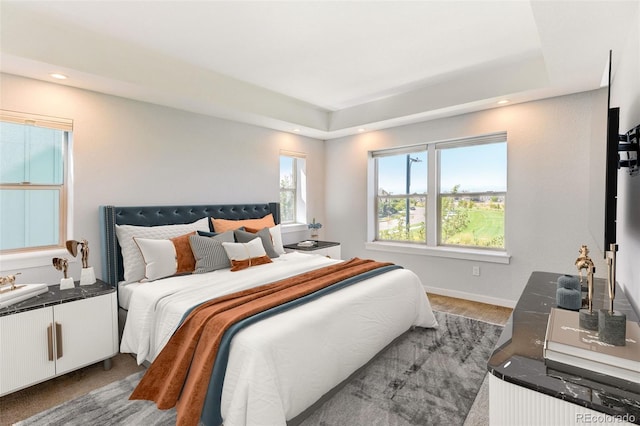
[280,223,308,234]
[364,241,511,264]
[0,248,77,271]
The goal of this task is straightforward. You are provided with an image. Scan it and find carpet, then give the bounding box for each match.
[15,311,502,426]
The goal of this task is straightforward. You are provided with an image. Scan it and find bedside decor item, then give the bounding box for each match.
[574,245,598,330]
[599,244,626,346]
[52,257,74,289]
[556,275,581,311]
[308,218,322,239]
[0,274,47,308]
[544,307,640,386]
[66,239,96,285]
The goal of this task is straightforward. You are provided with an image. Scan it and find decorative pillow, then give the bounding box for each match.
[197,230,218,237]
[133,232,196,282]
[211,213,276,233]
[234,228,279,258]
[189,231,235,273]
[222,238,273,272]
[246,224,285,255]
[115,217,209,283]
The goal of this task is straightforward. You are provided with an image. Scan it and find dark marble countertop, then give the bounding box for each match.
[283,240,340,251]
[488,271,640,423]
[0,279,115,317]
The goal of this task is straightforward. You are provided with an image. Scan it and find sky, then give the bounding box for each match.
[377,142,507,194]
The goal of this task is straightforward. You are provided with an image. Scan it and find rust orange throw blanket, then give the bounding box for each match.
[130,257,393,426]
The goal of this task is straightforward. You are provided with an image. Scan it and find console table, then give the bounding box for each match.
[0,280,118,396]
[488,271,639,425]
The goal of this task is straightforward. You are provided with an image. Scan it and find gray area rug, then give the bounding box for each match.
[16,311,501,426]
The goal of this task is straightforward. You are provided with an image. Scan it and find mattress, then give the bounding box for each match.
[120,252,437,425]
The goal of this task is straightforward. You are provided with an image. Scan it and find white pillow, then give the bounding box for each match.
[222,238,273,271]
[269,224,285,255]
[134,237,177,282]
[115,217,209,283]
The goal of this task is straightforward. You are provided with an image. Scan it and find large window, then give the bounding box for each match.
[0,111,72,253]
[279,152,306,224]
[372,132,506,250]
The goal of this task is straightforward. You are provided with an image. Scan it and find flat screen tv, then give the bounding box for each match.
[604,105,619,252]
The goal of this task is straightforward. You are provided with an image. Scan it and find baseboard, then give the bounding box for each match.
[425,286,516,309]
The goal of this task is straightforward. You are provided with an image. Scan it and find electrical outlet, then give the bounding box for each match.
[472,266,480,276]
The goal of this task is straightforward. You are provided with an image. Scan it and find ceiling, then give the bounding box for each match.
[0,1,638,140]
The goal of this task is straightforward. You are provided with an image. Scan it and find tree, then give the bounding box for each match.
[441,184,469,243]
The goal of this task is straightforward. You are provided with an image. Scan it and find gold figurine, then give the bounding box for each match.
[575,245,595,312]
[0,273,23,294]
[66,239,90,268]
[52,257,69,279]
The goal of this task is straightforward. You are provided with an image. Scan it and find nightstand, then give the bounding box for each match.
[283,240,341,259]
[0,279,118,396]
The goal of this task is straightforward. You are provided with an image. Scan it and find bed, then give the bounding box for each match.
[99,202,437,426]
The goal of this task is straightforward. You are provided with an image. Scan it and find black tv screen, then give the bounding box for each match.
[604,106,619,252]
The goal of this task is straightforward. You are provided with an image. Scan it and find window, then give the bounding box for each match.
[376,150,427,242]
[0,110,72,253]
[371,132,506,251]
[279,152,306,224]
[439,141,506,248]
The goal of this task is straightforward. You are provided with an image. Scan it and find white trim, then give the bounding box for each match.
[365,241,511,264]
[0,248,78,271]
[280,223,308,234]
[425,285,516,309]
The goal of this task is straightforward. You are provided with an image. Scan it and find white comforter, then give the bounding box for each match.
[120,252,437,425]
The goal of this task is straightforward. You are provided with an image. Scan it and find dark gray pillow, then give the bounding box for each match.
[234,228,279,258]
[189,231,235,273]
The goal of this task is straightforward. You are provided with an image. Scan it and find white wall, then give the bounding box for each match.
[0,73,325,284]
[325,90,610,306]
[611,11,640,314]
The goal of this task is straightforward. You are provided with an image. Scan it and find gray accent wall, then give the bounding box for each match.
[324,89,616,306]
[0,73,325,284]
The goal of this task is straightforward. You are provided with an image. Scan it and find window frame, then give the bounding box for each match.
[279,151,307,226]
[367,132,510,264]
[0,110,73,262]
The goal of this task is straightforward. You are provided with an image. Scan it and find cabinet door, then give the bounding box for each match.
[53,293,117,375]
[0,308,56,395]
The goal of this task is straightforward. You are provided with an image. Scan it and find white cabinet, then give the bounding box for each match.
[0,290,118,396]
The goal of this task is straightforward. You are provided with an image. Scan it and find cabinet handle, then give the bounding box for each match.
[47,324,54,361]
[55,322,63,359]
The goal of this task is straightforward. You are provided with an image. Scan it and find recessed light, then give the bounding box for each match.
[497,99,509,105]
[293,128,300,132]
[358,128,366,132]
[50,73,68,80]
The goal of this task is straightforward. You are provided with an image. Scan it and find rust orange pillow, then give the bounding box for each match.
[170,232,196,274]
[211,214,276,233]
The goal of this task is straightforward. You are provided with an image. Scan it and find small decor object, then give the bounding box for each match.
[66,239,96,286]
[574,245,598,330]
[308,218,322,239]
[544,308,640,385]
[599,244,626,346]
[0,273,23,293]
[0,274,48,308]
[53,257,74,290]
[556,275,581,311]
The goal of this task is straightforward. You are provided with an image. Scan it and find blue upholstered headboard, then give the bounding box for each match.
[99,202,280,285]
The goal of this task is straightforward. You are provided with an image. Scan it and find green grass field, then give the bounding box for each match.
[444,207,504,247]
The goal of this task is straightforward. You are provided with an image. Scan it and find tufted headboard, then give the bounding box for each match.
[99,202,280,285]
